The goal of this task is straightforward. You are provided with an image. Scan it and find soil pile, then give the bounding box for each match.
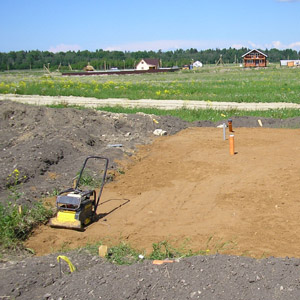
[1,251,300,300]
[0,100,204,204]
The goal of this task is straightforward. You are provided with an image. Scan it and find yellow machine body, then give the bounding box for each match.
[49,192,94,230]
[49,211,82,229]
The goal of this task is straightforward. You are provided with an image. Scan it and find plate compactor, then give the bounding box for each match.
[49,156,109,230]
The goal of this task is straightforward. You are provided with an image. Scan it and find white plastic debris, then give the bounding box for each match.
[153,129,167,136]
[107,144,123,148]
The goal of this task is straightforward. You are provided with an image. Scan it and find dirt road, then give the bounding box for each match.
[2,93,300,110]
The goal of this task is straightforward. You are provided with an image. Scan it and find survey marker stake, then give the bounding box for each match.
[223,123,226,140]
[229,134,235,155]
[228,119,233,132]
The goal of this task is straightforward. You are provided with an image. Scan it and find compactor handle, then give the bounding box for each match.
[75,156,109,211]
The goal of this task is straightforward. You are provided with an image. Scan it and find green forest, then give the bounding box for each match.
[0,48,299,71]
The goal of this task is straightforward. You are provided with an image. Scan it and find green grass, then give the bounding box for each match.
[97,106,300,122]
[47,103,300,122]
[47,103,300,123]
[106,242,141,265]
[83,237,237,265]
[149,240,189,260]
[76,168,102,189]
[0,201,53,249]
[1,65,300,103]
[0,168,54,250]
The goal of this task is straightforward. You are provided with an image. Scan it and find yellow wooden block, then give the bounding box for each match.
[98,245,108,257]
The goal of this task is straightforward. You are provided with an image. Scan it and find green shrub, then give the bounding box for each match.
[106,242,140,265]
[149,241,183,260]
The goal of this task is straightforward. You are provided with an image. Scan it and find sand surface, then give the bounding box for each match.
[26,127,300,258]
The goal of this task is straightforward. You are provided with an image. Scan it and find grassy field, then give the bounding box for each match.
[1,64,300,103]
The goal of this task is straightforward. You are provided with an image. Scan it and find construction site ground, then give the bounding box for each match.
[2,99,300,299]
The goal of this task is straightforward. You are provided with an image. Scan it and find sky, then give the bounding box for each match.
[1,0,300,53]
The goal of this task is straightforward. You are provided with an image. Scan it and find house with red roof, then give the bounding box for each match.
[136,58,160,70]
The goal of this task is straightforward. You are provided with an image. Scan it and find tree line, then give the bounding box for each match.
[0,48,299,71]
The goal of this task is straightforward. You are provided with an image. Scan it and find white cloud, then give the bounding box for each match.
[104,39,300,52]
[104,40,232,52]
[238,40,300,51]
[231,44,246,49]
[246,41,263,49]
[289,41,300,48]
[271,41,283,48]
[266,40,300,50]
[276,0,300,2]
[48,44,81,53]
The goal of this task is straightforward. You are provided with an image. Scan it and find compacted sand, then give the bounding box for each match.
[27,127,300,258]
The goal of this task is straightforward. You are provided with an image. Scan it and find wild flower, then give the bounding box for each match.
[6,169,26,200]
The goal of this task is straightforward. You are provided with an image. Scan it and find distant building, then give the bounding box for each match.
[83,62,95,71]
[280,60,300,67]
[193,61,203,68]
[136,58,160,70]
[241,49,267,67]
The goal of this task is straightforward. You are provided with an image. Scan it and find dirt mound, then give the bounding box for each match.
[0,100,202,204]
[1,251,300,300]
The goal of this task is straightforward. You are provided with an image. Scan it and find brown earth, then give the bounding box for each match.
[26,127,300,259]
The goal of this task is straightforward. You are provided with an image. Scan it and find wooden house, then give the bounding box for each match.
[136,58,160,70]
[241,49,267,67]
